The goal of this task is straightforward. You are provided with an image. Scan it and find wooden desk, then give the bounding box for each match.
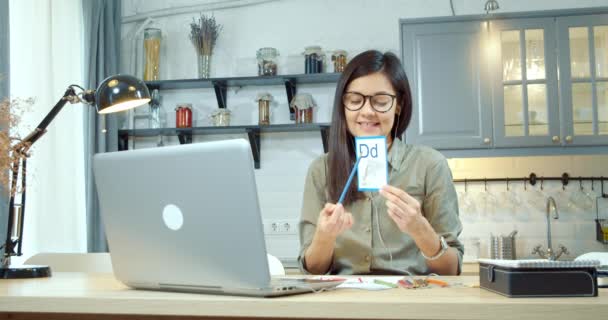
[0,272,606,320]
[286,262,481,276]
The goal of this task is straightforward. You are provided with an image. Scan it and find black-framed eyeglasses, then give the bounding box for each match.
[342,92,396,113]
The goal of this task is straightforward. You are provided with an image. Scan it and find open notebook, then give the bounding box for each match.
[477,259,601,269]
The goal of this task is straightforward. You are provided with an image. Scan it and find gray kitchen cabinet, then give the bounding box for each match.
[401,21,493,149]
[489,18,561,148]
[401,8,608,154]
[557,14,608,146]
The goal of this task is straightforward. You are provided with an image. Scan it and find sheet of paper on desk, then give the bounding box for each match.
[315,276,400,291]
[356,136,387,191]
[337,281,391,291]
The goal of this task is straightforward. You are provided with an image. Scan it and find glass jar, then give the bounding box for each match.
[148,89,164,129]
[258,100,270,125]
[304,46,324,74]
[290,93,315,124]
[210,108,231,126]
[598,219,608,243]
[175,103,192,128]
[295,107,313,124]
[143,28,161,81]
[462,237,481,261]
[256,47,279,76]
[331,50,347,73]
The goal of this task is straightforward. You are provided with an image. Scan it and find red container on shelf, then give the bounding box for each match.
[175,104,192,128]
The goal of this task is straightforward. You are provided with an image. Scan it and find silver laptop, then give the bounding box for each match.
[93,139,343,297]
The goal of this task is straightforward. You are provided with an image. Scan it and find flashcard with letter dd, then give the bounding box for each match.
[355,136,388,191]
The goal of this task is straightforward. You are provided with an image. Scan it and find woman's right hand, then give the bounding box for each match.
[314,203,354,241]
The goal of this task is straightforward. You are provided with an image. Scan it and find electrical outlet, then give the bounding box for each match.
[263,219,298,235]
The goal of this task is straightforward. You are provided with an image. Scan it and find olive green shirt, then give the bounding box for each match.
[298,139,463,275]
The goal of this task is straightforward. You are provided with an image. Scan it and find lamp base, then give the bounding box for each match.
[0,264,51,279]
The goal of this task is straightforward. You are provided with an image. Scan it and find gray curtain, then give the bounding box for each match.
[0,0,10,253]
[83,0,121,252]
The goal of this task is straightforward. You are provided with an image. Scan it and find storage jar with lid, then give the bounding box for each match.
[290,93,315,124]
[256,47,279,76]
[331,50,347,73]
[303,46,324,74]
[256,93,273,126]
[143,28,162,81]
[210,108,231,126]
[175,103,192,128]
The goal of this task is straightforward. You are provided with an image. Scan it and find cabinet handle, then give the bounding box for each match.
[483,137,491,144]
[565,135,573,143]
[552,136,560,143]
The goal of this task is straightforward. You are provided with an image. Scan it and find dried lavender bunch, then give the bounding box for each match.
[189,13,222,56]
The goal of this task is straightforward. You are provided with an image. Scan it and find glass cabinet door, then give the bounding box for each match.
[558,14,608,146]
[490,18,560,147]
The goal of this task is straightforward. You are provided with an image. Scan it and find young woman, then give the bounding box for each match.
[298,50,463,275]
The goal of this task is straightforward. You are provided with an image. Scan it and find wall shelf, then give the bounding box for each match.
[124,73,341,168]
[145,72,341,118]
[118,123,331,169]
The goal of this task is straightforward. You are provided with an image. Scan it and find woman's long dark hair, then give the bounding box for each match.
[327,50,412,206]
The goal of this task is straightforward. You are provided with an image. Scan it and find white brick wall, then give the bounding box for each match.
[121,0,608,265]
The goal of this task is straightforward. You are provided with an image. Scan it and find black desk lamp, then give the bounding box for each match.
[0,74,150,279]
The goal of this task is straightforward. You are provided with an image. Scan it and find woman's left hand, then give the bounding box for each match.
[379,185,428,235]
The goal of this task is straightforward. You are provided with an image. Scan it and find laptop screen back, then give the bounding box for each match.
[93,139,271,290]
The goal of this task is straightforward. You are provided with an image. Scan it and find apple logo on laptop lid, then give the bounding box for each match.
[162,204,184,231]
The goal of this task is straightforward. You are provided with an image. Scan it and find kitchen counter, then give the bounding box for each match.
[0,272,606,320]
[462,262,480,275]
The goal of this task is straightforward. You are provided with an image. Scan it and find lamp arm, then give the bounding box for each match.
[16,87,83,150]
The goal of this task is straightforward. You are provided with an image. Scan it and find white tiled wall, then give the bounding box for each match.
[448,156,608,262]
[120,0,608,264]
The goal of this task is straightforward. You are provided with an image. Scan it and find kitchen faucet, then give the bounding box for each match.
[532,196,569,260]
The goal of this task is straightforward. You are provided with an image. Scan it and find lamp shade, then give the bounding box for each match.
[95,74,151,114]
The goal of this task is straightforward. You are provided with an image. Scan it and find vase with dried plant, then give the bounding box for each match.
[189,13,222,79]
[0,97,33,195]
[0,96,34,264]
